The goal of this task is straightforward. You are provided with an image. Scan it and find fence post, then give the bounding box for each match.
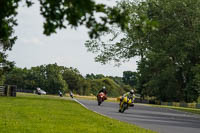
[0,86,5,96]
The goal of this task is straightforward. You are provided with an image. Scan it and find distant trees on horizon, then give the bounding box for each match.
[2,63,135,97]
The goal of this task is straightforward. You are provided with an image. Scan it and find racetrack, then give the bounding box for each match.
[77,99,200,133]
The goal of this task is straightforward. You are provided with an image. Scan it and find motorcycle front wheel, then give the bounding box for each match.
[120,103,128,113]
[98,98,102,106]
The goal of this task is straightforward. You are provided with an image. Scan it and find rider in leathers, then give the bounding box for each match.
[120,89,135,106]
[97,86,107,100]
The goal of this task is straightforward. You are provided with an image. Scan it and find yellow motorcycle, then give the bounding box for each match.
[119,96,133,113]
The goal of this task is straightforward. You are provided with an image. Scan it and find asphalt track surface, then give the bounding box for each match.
[77,99,200,133]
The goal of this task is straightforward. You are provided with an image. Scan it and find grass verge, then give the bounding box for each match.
[0,93,156,133]
[149,104,200,115]
[198,96,200,103]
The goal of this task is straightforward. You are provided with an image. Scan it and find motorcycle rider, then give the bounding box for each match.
[97,86,107,100]
[69,91,74,98]
[120,89,135,107]
[58,90,63,97]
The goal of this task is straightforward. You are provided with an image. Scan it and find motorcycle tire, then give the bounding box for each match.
[98,98,102,106]
[121,103,128,113]
[98,101,101,106]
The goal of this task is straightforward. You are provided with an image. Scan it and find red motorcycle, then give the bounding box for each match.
[97,92,106,106]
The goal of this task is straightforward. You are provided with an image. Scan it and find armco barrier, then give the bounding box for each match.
[196,104,200,109]
[167,102,173,106]
[187,103,196,108]
[0,86,5,96]
[172,102,180,107]
[0,85,16,97]
[180,102,187,107]
[119,98,200,109]
[134,98,149,104]
[161,102,168,106]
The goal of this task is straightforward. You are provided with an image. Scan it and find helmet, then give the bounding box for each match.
[130,89,134,94]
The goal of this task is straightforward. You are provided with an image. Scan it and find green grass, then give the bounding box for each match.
[0,93,156,133]
[198,97,200,103]
[149,104,200,115]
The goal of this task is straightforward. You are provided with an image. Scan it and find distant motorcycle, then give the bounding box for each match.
[58,90,63,97]
[119,96,134,113]
[97,92,106,106]
[69,91,73,98]
[59,92,63,97]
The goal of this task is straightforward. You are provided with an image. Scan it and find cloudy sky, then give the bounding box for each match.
[7,0,138,77]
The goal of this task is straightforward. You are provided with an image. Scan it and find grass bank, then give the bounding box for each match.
[0,93,156,133]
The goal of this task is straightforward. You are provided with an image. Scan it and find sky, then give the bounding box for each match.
[7,0,138,77]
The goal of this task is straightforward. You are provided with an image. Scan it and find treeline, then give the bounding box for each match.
[85,0,200,103]
[1,63,136,97]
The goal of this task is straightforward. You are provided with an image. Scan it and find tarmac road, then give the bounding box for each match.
[77,99,200,133]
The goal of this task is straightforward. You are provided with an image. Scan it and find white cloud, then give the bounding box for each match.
[20,37,44,46]
[7,0,138,77]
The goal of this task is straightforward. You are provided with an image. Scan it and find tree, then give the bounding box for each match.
[108,76,123,86]
[4,67,25,88]
[85,0,200,102]
[0,0,32,79]
[85,73,105,80]
[44,64,68,94]
[122,71,138,88]
[62,67,84,94]
[0,0,130,79]
[4,64,68,94]
[89,77,124,97]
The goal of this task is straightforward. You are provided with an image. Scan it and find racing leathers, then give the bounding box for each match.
[97,89,107,100]
[120,92,135,106]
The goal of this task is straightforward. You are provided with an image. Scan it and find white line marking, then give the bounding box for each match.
[72,98,119,120]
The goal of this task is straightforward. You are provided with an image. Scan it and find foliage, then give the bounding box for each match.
[108,76,123,86]
[43,64,68,94]
[136,0,200,102]
[62,67,90,95]
[5,64,68,94]
[4,64,130,96]
[0,0,130,80]
[90,78,125,97]
[85,73,134,97]
[0,0,32,80]
[86,73,105,80]
[198,97,200,104]
[108,75,134,92]
[85,0,200,102]
[122,71,138,88]
[4,67,27,88]
[0,53,14,84]
[39,0,130,38]
[0,75,5,85]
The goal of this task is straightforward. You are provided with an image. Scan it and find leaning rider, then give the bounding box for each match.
[120,89,135,106]
[97,86,107,100]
